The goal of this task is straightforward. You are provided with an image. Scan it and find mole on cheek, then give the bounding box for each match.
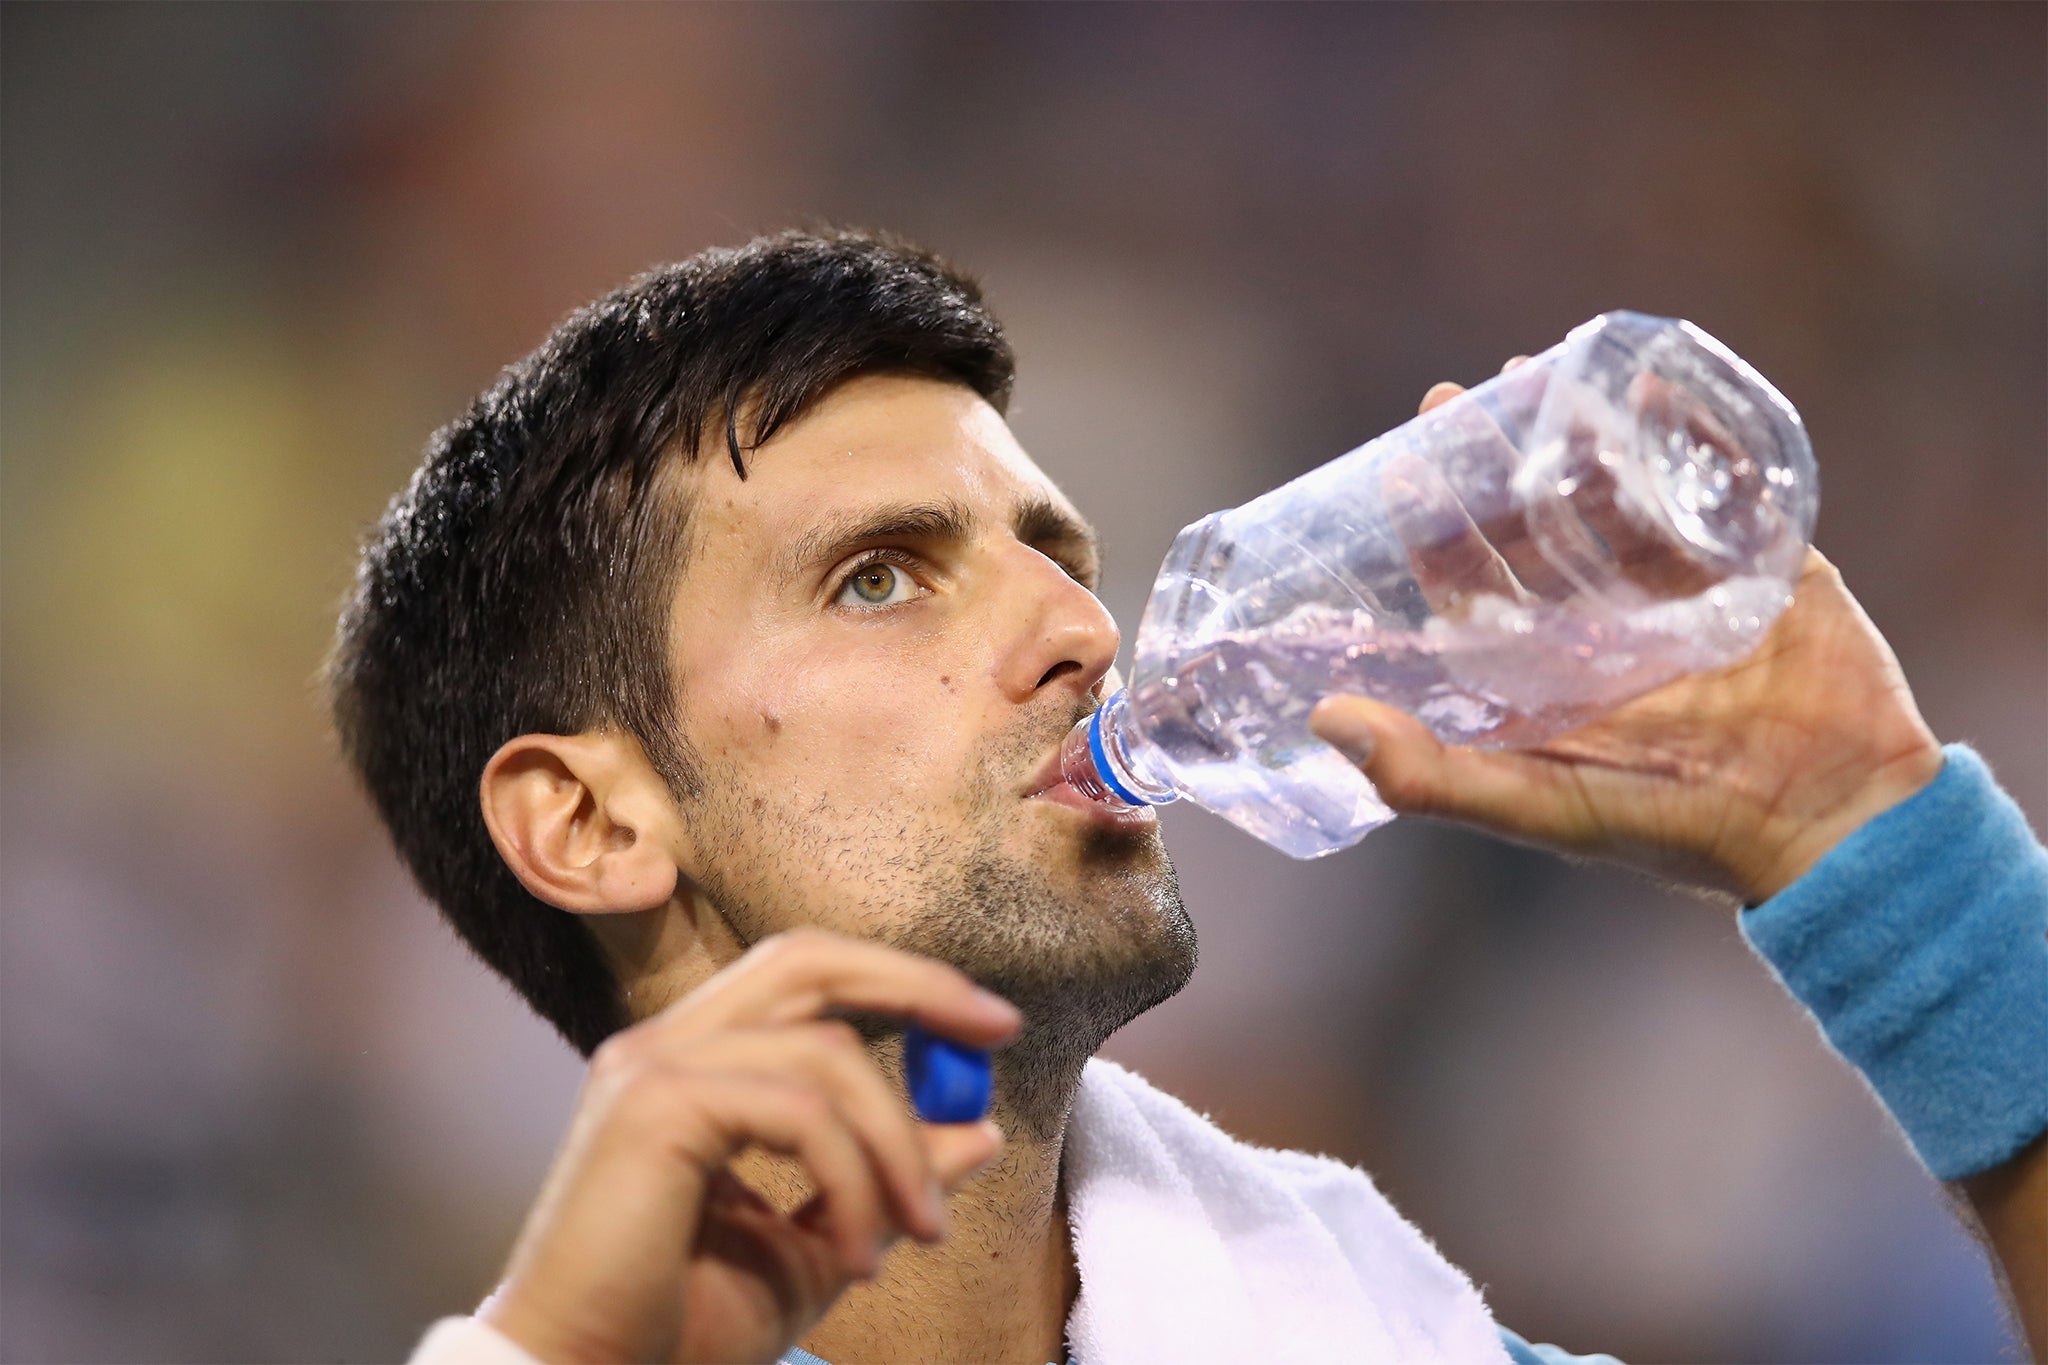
[939,676,953,689]
[761,712,783,736]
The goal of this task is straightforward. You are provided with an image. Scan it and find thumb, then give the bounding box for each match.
[1310,693,1462,818]
[1311,693,1596,844]
[923,1119,1004,1192]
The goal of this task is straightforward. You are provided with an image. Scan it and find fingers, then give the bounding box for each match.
[483,933,1019,1365]
[1555,442,1723,600]
[1418,380,1464,415]
[700,1022,950,1245]
[481,1057,900,1360]
[1411,357,1741,604]
[1399,361,1538,614]
[666,927,1023,1047]
[1416,354,1528,416]
[587,930,1020,1277]
[1308,693,1592,836]
[586,1037,957,1283]
[1382,452,1526,616]
[613,1061,893,1279]
[790,1120,1003,1257]
[787,1119,1004,1272]
[1311,693,1454,813]
[1552,370,1774,601]
[714,1070,891,1275]
[923,1118,1005,1191]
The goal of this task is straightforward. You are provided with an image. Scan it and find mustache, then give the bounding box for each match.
[972,693,1103,794]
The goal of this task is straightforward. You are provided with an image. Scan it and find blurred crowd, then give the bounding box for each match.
[2,6,2041,1362]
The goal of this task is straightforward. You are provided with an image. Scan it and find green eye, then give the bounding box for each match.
[851,564,896,602]
[836,559,918,607]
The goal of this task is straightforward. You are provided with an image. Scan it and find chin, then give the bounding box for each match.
[935,844,1196,1143]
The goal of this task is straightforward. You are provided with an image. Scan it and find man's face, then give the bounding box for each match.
[658,374,1193,1089]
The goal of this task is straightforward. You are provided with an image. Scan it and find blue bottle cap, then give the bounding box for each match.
[1088,701,1153,808]
[903,1025,992,1124]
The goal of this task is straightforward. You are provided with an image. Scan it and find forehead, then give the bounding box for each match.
[686,373,1081,564]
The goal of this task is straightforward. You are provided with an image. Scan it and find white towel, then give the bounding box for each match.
[1062,1057,1510,1365]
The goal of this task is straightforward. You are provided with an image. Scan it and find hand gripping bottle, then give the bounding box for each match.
[1060,311,1818,858]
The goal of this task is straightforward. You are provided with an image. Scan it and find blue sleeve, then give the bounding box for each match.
[1498,1324,1624,1364]
[1739,744,2048,1180]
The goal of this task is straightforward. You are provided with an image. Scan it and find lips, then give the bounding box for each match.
[1021,748,1070,800]
[1031,777,1158,826]
[1021,737,1157,827]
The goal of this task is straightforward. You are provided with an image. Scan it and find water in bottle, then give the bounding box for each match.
[1060,311,1818,858]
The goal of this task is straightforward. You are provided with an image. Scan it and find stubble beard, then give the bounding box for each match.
[887,826,1195,1142]
[685,708,1197,1143]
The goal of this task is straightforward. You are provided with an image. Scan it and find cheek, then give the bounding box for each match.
[716,633,988,798]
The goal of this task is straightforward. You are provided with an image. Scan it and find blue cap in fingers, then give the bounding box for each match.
[903,1025,992,1124]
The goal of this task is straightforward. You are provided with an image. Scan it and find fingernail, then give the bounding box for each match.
[974,986,1022,1021]
[925,1178,948,1239]
[1333,731,1374,765]
[850,1240,879,1279]
[976,1119,1006,1169]
[1310,701,1375,765]
[1320,720,1375,766]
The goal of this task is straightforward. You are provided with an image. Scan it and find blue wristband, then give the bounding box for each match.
[1741,745,2048,1180]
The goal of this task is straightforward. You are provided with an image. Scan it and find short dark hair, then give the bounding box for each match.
[328,229,1015,1056]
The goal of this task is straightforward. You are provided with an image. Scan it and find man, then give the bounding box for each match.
[329,230,2047,1364]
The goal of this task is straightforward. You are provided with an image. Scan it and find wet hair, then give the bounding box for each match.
[327,229,1014,1055]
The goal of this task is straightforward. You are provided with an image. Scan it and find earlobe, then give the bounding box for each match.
[479,733,680,915]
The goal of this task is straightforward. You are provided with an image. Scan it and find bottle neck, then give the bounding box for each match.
[1072,689,1178,807]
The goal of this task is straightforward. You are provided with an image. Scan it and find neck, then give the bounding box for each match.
[734,1043,1087,1365]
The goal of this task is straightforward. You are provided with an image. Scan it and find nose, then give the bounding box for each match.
[993,544,1121,705]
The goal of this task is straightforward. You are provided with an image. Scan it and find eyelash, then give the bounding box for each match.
[828,547,1096,610]
[1046,553,1096,591]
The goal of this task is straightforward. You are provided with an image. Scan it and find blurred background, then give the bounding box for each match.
[3,4,2041,1361]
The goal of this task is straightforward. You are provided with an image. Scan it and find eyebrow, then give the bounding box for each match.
[775,499,976,590]
[774,494,1103,591]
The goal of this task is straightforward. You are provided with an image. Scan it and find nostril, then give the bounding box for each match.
[1036,660,1082,689]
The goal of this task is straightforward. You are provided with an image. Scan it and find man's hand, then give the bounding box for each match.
[1313,369,2048,1359]
[1309,369,1944,903]
[477,929,1021,1365]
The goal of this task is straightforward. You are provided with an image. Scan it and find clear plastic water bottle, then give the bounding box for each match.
[1060,311,1818,858]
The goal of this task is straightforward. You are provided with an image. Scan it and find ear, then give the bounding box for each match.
[479,731,681,915]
